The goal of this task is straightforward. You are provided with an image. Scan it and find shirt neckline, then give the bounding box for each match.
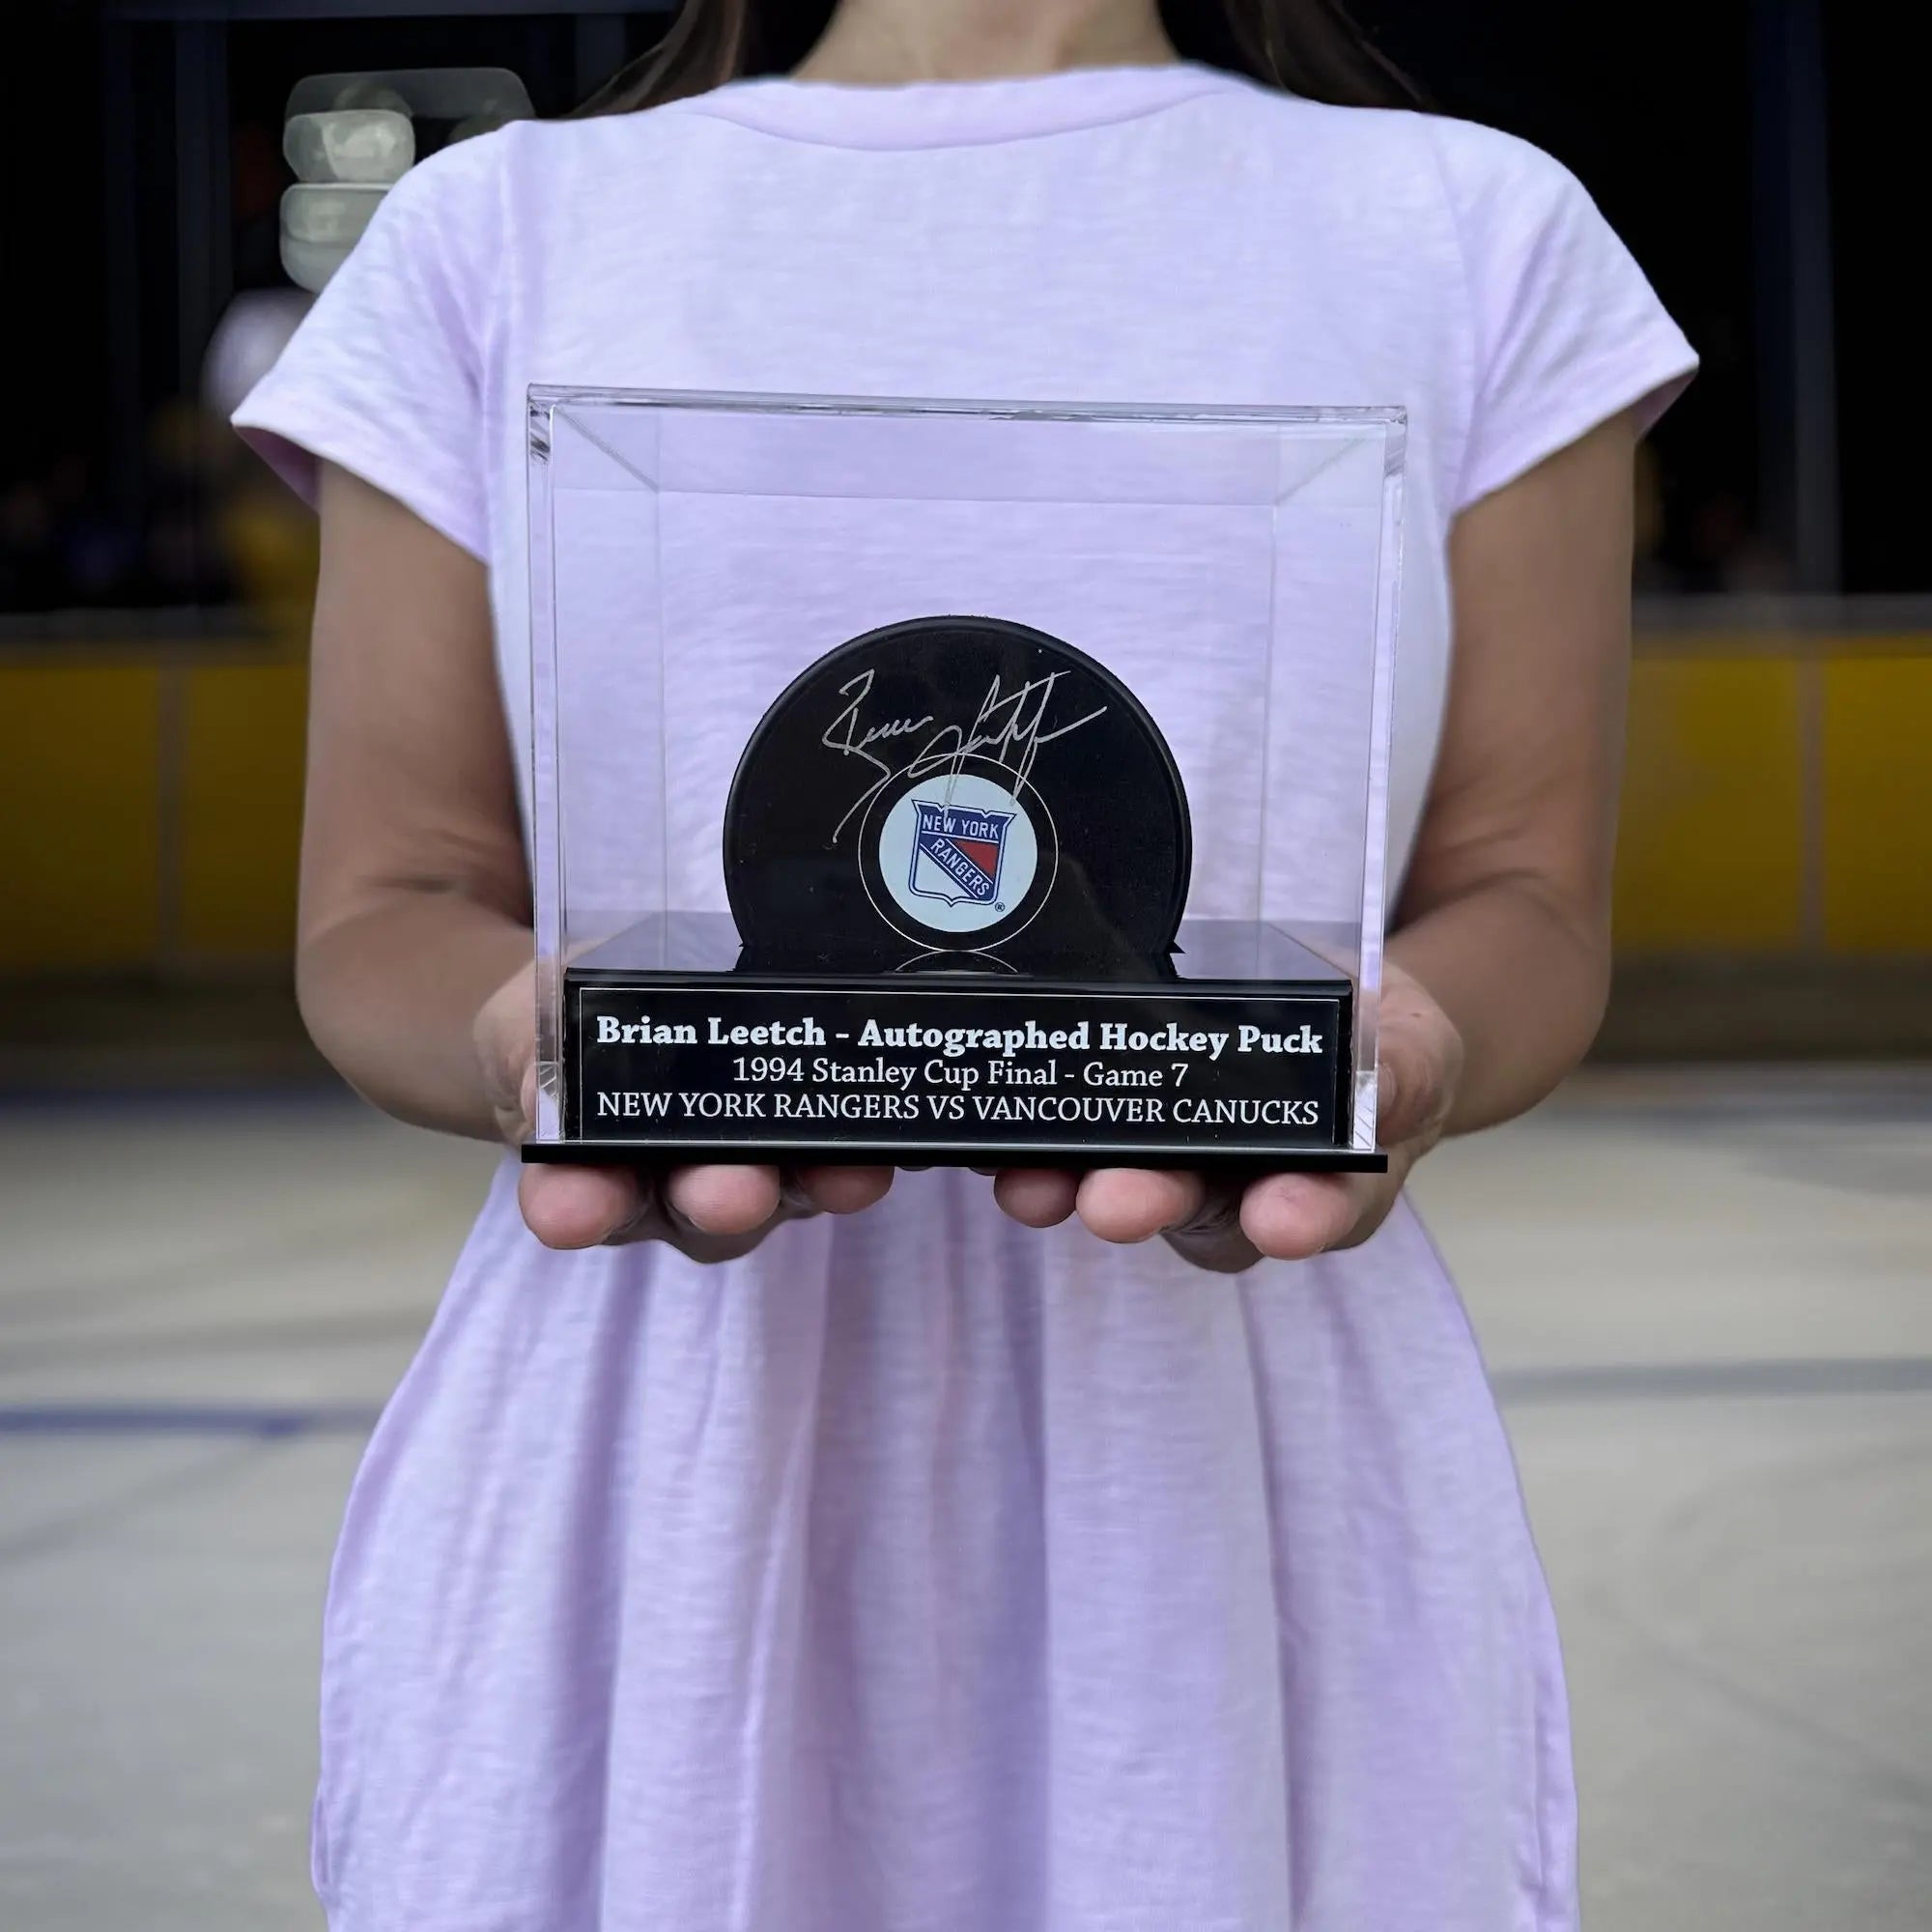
[674,61,1242,151]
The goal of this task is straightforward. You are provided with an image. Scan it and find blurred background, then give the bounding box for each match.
[1,4,1926,1930]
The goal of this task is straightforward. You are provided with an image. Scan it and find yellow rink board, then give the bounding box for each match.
[0,652,307,972]
[1821,653,1932,952]
[178,662,308,957]
[0,631,1926,969]
[1613,656,1805,951]
[0,663,164,971]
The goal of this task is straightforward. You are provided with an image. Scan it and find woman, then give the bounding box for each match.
[237,2,1694,1926]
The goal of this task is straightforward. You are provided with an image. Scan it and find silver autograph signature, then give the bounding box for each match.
[822,666,1107,842]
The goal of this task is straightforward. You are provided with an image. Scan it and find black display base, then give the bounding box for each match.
[524,1144,1388,1173]
[530,939,1385,1173]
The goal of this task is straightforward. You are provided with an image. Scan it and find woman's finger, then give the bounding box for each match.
[518,1162,648,1250]
[789,1166,896,1215]
[664,1164,784,1236]
[992,1168,1081,1228]
[1159,1177,1260,1273]
[1373,969,1464,1150]
[1238,1170,1370,1261]
[1075,1168,1204,1245]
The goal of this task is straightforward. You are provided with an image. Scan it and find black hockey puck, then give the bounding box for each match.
[724,615,1191,977]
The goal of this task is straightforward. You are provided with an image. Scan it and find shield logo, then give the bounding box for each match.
[909,798,1014,908]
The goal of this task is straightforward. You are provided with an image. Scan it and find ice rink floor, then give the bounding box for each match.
[2,1067,1928,1930]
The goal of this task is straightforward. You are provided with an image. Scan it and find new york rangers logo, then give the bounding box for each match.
[874,772,1041,938]
[909,799,1014,908]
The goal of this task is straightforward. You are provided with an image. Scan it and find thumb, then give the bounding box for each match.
[516,1057,539,1144]
[1374,1005,1454,1149]
[1377,1052,1403,1144]
[473,970,538,1146]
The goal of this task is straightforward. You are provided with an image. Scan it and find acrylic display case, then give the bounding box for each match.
[526,388,1403,1171]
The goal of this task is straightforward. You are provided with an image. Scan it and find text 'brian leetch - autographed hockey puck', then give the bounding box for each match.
[724,615,1192,979]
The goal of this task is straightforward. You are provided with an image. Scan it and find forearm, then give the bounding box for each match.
[297,890,531,1140]
[1387,872,1609,1136]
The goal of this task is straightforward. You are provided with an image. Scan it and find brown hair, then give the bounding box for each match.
[578,1,1423,116]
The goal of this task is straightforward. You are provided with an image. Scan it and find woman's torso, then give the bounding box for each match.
[296,68,1621,1931]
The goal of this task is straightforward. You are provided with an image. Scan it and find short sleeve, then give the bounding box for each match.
[232,133,504,560]
[1433,123,1698,512]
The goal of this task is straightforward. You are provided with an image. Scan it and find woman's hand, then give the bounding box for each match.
[989,963,1463,1273]
[474,962,895,1260]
